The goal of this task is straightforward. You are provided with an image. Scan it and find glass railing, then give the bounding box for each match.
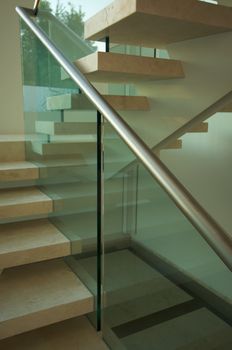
[17,4,232,350]
[20,11,101,329]
[103,123,232,349]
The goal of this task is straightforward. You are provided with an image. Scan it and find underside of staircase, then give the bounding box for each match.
[1,0,232,349]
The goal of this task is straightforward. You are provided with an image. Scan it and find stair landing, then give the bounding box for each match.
[85,0,232,47]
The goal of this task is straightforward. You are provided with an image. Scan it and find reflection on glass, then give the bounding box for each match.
[102,123,232,349]
[20,15,100,328]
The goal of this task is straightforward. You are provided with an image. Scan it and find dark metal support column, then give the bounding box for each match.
[33,0,41,15]
[105,36,110,53]
[61,109,64,122]
[97,110,103,331]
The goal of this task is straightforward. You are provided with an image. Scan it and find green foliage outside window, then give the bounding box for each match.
[21,0,92,87]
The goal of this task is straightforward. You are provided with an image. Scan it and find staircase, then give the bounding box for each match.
[1,0,232,349]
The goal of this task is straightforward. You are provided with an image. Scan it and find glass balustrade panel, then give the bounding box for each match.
[102,122,232,350]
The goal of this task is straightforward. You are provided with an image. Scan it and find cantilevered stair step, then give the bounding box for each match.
[31,140,96,157]
[0,187,53,220]
[220,102,232,112]
[53,210,130,254]
[47,93,150,111]
[0,259,93,339]
[162,139,182,150]
[0,316,109,350]
[36,121,98,136]
[0,161,39,182]
[36,121,119,136]
[75,52,184,83]
[0,136,25,162]
[42,178,126,215]
[188,122,208,133]
[85,0,232,47]
[0,219,70,270]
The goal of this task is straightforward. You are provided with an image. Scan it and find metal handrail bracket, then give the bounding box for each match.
[16,5,232,272]
[33,0,41,15]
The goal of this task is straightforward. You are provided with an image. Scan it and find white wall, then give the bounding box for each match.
[0,0,33,134]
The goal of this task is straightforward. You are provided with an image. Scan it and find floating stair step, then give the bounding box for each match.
[32,158,128,183]
[85,0,232,47]
[162,139,182,150]
[75,52,184,83]
[31,140,96,156]
[36,121,121,137]
[36,121,98,136]
[0,161,39,182]
[47,93,150,111]
[0,259,93,339]
[53,210,130,254]
[0,187,53,220]
[0,136,25,162]
[188,122,208,133]
[42,178,125,215]
[0,219,70,270]
[0,316,108,350]
[220,102,232,112]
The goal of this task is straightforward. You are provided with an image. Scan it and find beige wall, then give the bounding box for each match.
[161,113,232,234]
[115,29,232,150]
[217,0,232,5]
[0,0,33,135]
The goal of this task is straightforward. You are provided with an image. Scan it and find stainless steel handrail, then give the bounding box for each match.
[33,0,41,15]
[16,6,232,272]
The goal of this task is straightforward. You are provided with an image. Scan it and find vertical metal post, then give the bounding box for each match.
[154,49,157,58]
[97,110,103,331]
[105,36,110,53]
[33,0,41,15]
[60,109,64,122]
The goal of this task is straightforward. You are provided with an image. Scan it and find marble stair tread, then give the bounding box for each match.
[85,0,232,47]
[40,178,125,214]
[0,136,25,162]
[53,210,130,253]
[188,122,208,133]
[0,187,53,220]
[34,157,129,181]
[162,139,182,150]
[35,121,98,136]
[0,259,93,339]
[0,316,109,350]
[220,101,232,112]
[0,161,39,182]
[31,140,96,156]
[0,219,70,269]
[36,120,135,136]
[47,93,150,111]
[41,177,126,200]
[75,52,184,83]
